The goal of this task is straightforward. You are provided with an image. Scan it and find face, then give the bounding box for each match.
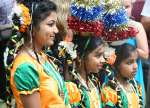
[64,29,73,42]
[33,12,58,48]
[118,51,138,79]
[124,0,132,17]
[85,45,105,73]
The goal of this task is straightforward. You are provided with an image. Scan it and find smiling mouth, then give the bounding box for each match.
[98,64,103,69]
[131,71,137,76]
[50,36,55,39]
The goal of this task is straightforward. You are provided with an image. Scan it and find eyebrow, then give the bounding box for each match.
[95,48,104,54]
[47,20,56,23]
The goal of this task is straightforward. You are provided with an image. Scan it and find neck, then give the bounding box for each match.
[116,73,129,86]
[79,60,89,82]
[32,40,43,53]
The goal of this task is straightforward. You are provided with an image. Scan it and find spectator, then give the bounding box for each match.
[141,0,150,107]
[0,0,16,107]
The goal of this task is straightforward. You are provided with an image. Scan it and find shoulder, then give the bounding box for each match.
[11,52,40,95]
[129,20,144,30]
[101,81,118,106]
[66,82,81,104]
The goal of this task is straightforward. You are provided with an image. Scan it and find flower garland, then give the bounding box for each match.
[102,79,143,108]
[103,8,128,29]
[3,3,31,107]
[4,3,31,69]
[68,0,104,37]
[101,0,138,41]
[68,16,104,37]
[70,70,102,108]
[71,2,104,21]
[102,26,138,41]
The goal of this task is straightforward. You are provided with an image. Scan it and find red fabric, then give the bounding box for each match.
[132,0,145,21]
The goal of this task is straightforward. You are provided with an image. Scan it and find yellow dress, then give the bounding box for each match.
[101,80,143,108]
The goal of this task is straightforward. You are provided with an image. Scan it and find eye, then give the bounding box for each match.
[125,5,130,9]
[95,53,103,58]
[48,23,54,27]
[127,61,132,65]
[126,59,136,65]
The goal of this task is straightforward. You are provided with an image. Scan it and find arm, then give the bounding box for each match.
[135,22,149,59]
[129,20,149,59]
[20,92,41,108]
[141,16,150,32]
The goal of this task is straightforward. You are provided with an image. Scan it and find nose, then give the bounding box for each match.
[99,55,106,63]
[54,25,58,34]
[133,62,138,70]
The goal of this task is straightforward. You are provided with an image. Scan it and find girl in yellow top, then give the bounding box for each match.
[101,44,143,108]
[10,0,70,108]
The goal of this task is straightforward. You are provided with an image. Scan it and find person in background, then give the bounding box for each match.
[49,0,74,80]
[101,43,143,108]
[10,0,71,108]
[141,0,150,107]
[0,0,16,107]
[141,0,150,33]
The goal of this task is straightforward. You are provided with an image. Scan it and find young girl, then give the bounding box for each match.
[101,43,143,108]
[124,0,149,104]
[65,36,105,108]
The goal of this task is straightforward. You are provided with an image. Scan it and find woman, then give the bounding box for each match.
[10,0,70,108]
[101,44,143,108]
[66,36,105,108]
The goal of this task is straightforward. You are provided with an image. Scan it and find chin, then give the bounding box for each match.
[48,41,54,46]
[93,70,99,73]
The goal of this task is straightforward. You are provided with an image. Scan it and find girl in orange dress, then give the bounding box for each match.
[101,44,143,108]
[10,1,70,108]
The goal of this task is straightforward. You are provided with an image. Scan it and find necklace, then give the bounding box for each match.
[27,49,70,105]
[74,72,102,108]
[117,79,140,108]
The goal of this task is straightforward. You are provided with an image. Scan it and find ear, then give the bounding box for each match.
[32,27,36,37]
[76,56,82,68]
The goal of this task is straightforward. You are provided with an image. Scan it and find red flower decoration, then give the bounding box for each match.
[67,16,104,37]
[102,26,139,41]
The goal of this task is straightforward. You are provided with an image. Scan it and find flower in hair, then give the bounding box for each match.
[104,46,116,65]
[12,4,31,32]
[58,41,77,60]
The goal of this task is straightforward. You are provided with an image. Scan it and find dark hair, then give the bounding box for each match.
[31,0,57,28]
[73,35,104,58]
[114,43,137,69]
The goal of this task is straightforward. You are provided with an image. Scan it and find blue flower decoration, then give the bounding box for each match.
[71,3,104,21]
[103,8,129,29]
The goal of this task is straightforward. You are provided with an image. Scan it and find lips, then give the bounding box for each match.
[131,70,137,76]
[98,64,103,69]
[50,36,55,40]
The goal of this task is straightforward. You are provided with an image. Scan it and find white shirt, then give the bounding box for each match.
[141,0,150,17]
